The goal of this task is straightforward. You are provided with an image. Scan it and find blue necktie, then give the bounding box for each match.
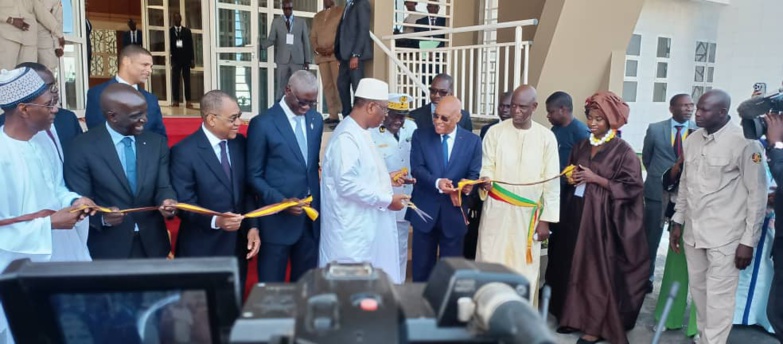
[442,134,449,167]
[121,137,137,193]
[219,140,232,181]
[295,116,308,165]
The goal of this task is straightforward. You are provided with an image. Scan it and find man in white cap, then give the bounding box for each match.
[370,93,417,282]
[320,78,410,284]
[0,67,95,342]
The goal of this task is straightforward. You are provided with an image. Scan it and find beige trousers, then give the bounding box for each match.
[318,60,342,119]
[684,241,741,344]
[0,36,36,71]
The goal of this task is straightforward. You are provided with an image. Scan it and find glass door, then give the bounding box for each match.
[144,0,171,105]
[212,0,259,116]
[60,0,89,115]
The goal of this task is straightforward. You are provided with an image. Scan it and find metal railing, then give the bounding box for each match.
[374,19,537,119]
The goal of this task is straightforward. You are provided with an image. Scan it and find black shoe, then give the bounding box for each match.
[324,118,340,124]
[576,336,603,344]
[646,280,654,294]
[557,326,577,334]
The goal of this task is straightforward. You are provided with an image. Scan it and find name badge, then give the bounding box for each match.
[574,183,586,198]
[286,33,294,45]
[176,39,183,48]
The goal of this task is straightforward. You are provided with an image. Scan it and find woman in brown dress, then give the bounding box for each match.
[550,91,649,344]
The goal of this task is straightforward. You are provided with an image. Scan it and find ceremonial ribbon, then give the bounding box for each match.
[449,164,576,224]
[486,182,542,265]
[67,195,320,221]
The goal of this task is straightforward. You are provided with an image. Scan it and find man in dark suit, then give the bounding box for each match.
[121,19,142,48]
[641,93,695,292]
[247,70,323,282]
[407,95,481,282]
[85,45,167,138]
[65,83,177,259]
[0,62,83,160]
[334,0,372,116]
[414,2,446,48]
[170,90,260,283]
[409,74,472,132]
[170,13,195,108]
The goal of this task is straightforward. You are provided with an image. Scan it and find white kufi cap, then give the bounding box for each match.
[354,78,389,101]
[0,68,47,110]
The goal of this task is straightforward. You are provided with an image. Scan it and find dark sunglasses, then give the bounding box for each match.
[429,87,449,97]
[432,113,450,122]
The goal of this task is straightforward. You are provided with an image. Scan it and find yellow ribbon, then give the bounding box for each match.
[70,195,320,221]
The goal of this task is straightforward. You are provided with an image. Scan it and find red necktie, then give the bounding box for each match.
[673,125,683,158]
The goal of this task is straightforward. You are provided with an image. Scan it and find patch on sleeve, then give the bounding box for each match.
[751,152,762,164]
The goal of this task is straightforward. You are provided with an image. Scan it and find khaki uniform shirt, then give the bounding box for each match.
[310,5,343,64]
[672,121,767,249]
[0,0,61,45]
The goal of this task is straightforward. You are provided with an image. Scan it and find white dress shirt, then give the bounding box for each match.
[280,99,307,147]
[115,75,138,90]
[435,125,458,192]
[202,125,231,230]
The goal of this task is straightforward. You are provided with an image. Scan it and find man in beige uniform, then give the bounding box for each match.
[671,89,767,344]
[310,0,343,125]
[36,0,65,73]
[0,0,62,70]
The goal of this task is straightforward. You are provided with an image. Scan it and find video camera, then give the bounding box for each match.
[232,258,555,344]
[738,91,783,139]
[0,258,555,344]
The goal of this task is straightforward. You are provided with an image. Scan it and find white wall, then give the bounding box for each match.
[622,0,722,151]
[713,0,783,115]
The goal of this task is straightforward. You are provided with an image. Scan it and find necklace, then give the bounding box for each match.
[589,129,616,146]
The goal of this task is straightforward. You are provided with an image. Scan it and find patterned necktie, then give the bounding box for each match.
[673,125,684,158]
[442,134,449,167]
[45,129,62,162]
[219,141,231,181]
[121,137,137,193]
[295,116,308,165]
[285,18,291,32]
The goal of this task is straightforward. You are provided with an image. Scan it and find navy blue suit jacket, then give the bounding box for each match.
[406,126,481,237]
[247,103,323,245]
[410,103,473,132]
[0,108,82,160]
[84,78,167,138]
[64,124,176,259]
[170,129,258,257]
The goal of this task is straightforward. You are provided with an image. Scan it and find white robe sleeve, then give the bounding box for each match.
[0,156,54,255]
[331,133,393,209]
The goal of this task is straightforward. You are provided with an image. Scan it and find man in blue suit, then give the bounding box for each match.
[84,45,167,138]
[247,70,323,282]
[407,95,481,282]
[409,74,472,132]
[641,93,695,292]
[0,62,82,160]
[170,90,260,260]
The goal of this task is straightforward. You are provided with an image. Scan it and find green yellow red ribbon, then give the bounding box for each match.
[486,182,542,264]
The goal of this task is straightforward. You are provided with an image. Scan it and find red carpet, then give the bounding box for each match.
[162,117,261,299]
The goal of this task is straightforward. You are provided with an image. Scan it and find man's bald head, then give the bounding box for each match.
[101,83,148,136]
[433,95,462,135]
[695,88,731,134]
[510,85,538,129]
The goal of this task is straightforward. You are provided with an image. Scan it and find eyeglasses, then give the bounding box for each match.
[209,113,242,123]
[375,102,389,115]
[291,92,317,108]
[429,87,450,97]
[510,103,532,111]
[432,113,450,122]
[21,96,58,110]
[46,82,59,95]
[282,6,293,10]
